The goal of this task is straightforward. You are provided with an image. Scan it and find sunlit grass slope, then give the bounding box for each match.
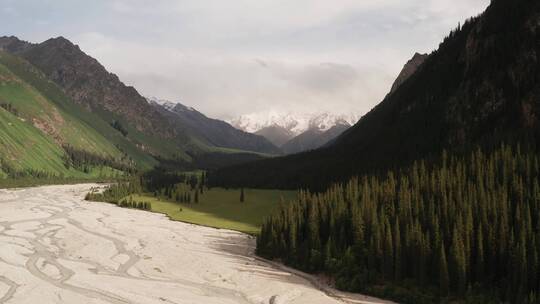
[131,188,296,235]
[0,51,158,170]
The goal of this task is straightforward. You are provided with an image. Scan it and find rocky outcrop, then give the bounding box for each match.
[390,52,428,93]
[11,37,178,139]
[0,36,34,53]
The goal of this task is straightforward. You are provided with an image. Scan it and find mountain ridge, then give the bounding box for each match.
[281,122,350,155]
[0,35,285,164]
[0,35,194,160]
[0,49,142,177]
[147,97,282,155]
[210,0,540,190]
[231,111,358,152]
[229,111,359,136]
[390,52,428,93]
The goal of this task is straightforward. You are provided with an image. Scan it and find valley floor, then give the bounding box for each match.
[0,184,394,304]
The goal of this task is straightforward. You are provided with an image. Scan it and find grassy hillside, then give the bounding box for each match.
[0,62,119,157]
[8,37,207,161]
[0,50,158,170]
[0,107,126,179]
[0,50,156,179]
[0,108,68,174]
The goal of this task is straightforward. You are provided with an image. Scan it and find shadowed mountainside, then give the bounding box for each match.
[210,0,540,190]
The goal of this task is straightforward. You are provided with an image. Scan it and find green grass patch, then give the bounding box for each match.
[131,188,296,235]
[0,60,121,159]
[0,108,69,174]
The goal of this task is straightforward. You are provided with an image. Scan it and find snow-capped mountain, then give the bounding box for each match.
[146,96,194,112]
[229,111,359,136]
[145,97,281,155]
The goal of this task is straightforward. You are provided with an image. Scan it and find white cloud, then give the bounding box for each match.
[2,0,491,119]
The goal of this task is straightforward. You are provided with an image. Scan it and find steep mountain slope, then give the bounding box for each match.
[390,52,428,93]
[281,123,350,154]
[148,98,281,155]
[0,51,139,177]
[0,53,116,156]
[0,107,73,175]
[254,125,294,147]
[0,36,197,160]
[210,0,540,190]
[0,50,157,169]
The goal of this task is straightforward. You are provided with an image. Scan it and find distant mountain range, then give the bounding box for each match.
[147,97,281,155]
[280,123,351,154]
[0,35,282,178]
[229,111,359,153]
[230,111,358,136]
[210,0,540,190]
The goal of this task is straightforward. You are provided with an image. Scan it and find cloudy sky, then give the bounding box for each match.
[1,0,490,120]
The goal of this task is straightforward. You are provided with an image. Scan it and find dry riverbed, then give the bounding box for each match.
[0,184,394,304]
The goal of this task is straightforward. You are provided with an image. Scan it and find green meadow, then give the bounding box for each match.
[130,188,296,235]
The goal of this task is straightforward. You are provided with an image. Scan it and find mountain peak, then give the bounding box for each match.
[41,36,79,50]
[145,96,195,113]
[0,36,33,53]
[390,52,428,93]
[51,36,71,43]
[229,111,359,136]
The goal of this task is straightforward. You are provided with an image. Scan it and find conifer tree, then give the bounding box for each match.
[439,243,450,296]
[255,145,540,303]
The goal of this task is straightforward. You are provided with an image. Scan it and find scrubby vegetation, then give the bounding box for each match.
[0,102,18,116]
[110,120,128,137]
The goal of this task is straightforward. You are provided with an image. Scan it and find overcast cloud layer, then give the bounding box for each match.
[1,0,490,119]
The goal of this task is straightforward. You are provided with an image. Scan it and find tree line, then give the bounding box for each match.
[257,145,540,303]
[118,196,151,210]
[1,158,61,179]
[0,102,19,116]
[85,171,209,207]
[85,180,143,204]
[110,120,128,137]
[62,145,135,173]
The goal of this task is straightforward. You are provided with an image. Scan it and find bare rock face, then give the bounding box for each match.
[0,36,186,143]
[14,37,177,139]
[0,36,34,53]
[390,52,428,93]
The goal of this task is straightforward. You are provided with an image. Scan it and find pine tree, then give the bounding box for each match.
[439,243,450,296]
[255,145,540,303]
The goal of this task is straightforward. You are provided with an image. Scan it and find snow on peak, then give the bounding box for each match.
[145,96,195,112]
[229,111,359,136]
